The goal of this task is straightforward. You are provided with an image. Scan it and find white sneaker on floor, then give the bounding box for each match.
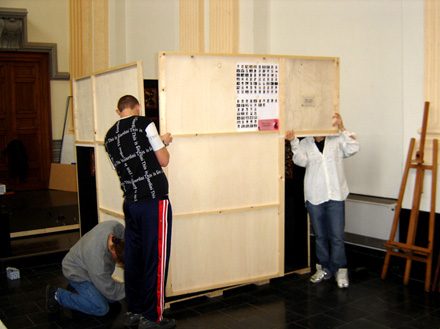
[336,268,349,288]
[310,264,331,283]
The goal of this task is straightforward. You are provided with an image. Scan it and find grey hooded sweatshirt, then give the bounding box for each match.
[62,220,125,301]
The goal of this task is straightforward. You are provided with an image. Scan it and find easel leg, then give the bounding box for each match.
[404,258,412,285]
[381,252,391,280]
[432,252,440,291]
[426,254,432,292]
[402,166,425,286]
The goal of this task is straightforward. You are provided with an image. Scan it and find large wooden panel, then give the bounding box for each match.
[160,53,284,296]
[169,207,280,295]
[284,57,339,136]
[94,62,145,141]
[72,77,94,143]
[73,62,144,228]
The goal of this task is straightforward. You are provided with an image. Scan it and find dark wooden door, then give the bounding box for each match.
[0,52,52,190]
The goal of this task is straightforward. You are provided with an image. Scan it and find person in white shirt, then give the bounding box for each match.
[285,113,359,288]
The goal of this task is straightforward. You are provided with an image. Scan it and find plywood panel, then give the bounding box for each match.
[284,57,339,136]
[99,209,124,224]
[160,53,280,134]
[72,76,94,142]
[167,207,280,295]
[160,53,284,296]
[168,133,280,214]
[72,63,144,238]
[94,63,145,141]
[94,144,124,219]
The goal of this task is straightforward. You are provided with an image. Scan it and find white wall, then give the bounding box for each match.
[108,0,179,78]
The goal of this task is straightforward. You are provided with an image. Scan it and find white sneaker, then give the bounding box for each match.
[310,264,331,283]
[336,268,349,288]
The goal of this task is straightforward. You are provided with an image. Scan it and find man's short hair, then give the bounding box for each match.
[117,95,139,112]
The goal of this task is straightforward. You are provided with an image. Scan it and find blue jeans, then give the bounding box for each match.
[56,280,110,316]
[306,200,347,275]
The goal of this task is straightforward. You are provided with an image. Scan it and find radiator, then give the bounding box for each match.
[345,194,397,244]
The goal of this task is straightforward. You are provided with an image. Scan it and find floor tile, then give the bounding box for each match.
[288,299,332,317]
[365,309,414,328]
[2,315,35,329]
[323,304,370,323]
[295,313,346,329]
[172,310,240,329]
[336,318,390,329]
[406,314,440,329]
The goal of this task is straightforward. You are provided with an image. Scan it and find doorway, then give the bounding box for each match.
[0,51,52,190]
[284,141,309,273]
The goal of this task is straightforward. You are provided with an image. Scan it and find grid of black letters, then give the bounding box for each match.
[236,64,279,95]
[236,63,279,129]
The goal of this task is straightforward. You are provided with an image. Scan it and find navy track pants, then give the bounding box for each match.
[123,197,172,322]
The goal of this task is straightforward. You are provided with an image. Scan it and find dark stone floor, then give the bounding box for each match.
[1,260,440,329]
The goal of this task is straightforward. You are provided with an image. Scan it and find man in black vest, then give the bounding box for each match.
[104,95,175,329]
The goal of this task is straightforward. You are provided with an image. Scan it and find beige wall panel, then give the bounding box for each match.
[94,144,124,220]
[160,53,280,134]
[93,63,145,141]
[179,0,204,52]
[72,77,94,143]
[92,0,109,73]
[168,133,280,214]
[167,207,280,295]
[209,0,239,53]
[425,0,440,131]
[284,58,339,136]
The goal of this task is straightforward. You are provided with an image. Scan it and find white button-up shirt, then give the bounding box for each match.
[290,131,359,205]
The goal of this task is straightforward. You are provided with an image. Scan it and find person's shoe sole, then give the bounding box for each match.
[45,285,60,314]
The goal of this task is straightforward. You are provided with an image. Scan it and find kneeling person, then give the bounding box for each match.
[46,220,125,316]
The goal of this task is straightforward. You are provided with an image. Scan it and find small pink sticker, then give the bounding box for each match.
[258,119,279,131]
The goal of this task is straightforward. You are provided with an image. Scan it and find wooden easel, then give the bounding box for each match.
[381,102,438,292]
